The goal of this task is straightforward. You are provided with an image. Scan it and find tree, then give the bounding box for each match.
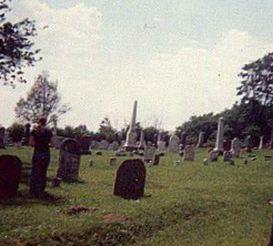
[98,117,117,142]
[0,0,40,86]
[15,72,70,125]
[7,122,24,142]
[237,53,273,107]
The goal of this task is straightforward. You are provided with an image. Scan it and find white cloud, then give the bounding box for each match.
[0,1,273,132]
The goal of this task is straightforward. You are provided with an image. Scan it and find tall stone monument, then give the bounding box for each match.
[196,131,205,148]
[214,117,224,153]
[124,101,138,151]
[259,136,264,150]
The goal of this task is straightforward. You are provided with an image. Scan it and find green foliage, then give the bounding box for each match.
[7,122,24,142]
[15,72,70,125]
[0,0,40,86]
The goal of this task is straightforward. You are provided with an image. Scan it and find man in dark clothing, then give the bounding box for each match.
[29,118,53,198]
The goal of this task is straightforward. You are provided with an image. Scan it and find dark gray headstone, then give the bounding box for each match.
[113,159,146,200]
[56,138,81,181]
[0,155,22,199]
[0,127,5,149]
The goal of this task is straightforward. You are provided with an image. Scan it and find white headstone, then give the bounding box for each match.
[231,137,240,158]
[124,101,138,150]
[169,134,179,153]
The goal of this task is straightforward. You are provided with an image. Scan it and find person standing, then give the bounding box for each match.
[29,118,53,198]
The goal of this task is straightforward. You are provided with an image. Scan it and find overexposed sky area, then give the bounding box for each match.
[1,0,273,131]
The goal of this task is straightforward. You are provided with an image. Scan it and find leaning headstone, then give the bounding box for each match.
[196,131,205,148]
[0,155,22,199]
[231,137,240,158]
[209,150,218,162]
[223,151,233,162]
[169,134,179,153]
[143,144,156,163]
[0,127,5,149]
[55,138,81,181]
[113,159,146,200]
[182,145,195,161]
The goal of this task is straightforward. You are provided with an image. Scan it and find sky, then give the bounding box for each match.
[1,0,273,131]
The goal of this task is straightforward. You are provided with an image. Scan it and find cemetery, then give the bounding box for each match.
[1,0,273,245]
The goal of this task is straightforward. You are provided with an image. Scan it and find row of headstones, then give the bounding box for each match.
[0,139,147,200]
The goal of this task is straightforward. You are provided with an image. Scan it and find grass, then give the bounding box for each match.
[0,147,273,245]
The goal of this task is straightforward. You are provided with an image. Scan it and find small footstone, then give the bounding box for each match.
[110,157,117,166]
[203,158,208,165]
[96,151,102,156]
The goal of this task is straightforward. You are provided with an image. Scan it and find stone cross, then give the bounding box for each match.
[214,117,224,152]
[124,100,138,150]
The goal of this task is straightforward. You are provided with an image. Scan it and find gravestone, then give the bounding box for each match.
[223,139,231,151]
[0,127,5,149]
[109,157,117,166]
[231,137,240,158]
[214,117,224,152]
[124,101,138,150]
[244,135,252,152]
[90,140,99,150]
[143,144,156,163]
[196,131,205,148]
[115,149,127,157]
[113,159,146,200]
[22,123,31,146]
[108,141,119,151]
[157,141,166,152]
[153,154,160,166]
[209,150,218,162]
[182,145,195,161]
[169,134,179,153]
[55,138,81,181]
[99,140,109,150]
[223,151,233,162]
[0,155,22,199]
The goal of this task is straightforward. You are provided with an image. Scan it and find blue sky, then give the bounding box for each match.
[1,0,273,130]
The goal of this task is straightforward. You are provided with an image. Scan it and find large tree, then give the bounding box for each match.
[15,72,70,125]
[237,53,273,106]
[0,0,40,86]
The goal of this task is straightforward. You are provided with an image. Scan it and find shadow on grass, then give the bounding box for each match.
[0,189,66,207]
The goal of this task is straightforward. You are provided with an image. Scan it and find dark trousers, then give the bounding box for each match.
[29,151,50,196]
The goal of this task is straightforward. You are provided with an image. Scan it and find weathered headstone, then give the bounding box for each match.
[109,157,117,166]
[223,151,233,162]
[55,138,81,181]
[157,141,166,152]
[182,145,195,161]
[113,159,146,200]
[108,141,119,151]
[153,154,160,166]
[124,101,138,150]
[76,136,92,154]
[169,134,179,153]
[196,131,205,148]
[214,117,224,152]
[90,140,99,150]
[209,150,218,162]
[99,140,109,150]
[144,144,156,163]
[0,127,5,149]
[244,135,252,152]
[0,155,22,199]
[115,149,127,157]
[231,137,240,158]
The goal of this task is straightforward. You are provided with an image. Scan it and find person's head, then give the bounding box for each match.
[37,117,47,127]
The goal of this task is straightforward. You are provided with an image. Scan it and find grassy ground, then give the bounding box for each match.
[0,147,273,245]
